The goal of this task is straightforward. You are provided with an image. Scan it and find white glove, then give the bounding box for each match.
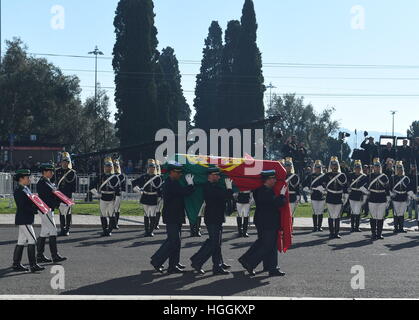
[303,187,310,193]
[359,186,370,195]
[297,195,301,203]
[408,191,415,200]
[280,185,288,196]
[133,186,142,194]
[90,188,100,198]
[225,178,233,190]
[390,192,396,198]
[185,174,194,186]
[313,185,325,193]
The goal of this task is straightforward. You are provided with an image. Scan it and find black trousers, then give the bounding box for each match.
[190,224,223,269]
[240,227,278,272]
[151,223,182,269]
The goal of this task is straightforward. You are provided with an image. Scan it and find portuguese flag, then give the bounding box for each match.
[163,154,293,253]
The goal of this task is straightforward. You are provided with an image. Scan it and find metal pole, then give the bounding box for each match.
[390,110,397,137]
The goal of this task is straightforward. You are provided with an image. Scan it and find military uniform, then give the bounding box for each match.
[36,164,67,263]
[282,158,300,219]
[347,161,369,232]
[151,162,195,274]
[408,167,419,222]
[318,157,348,239]
[238,170,287,277]
[235,191,253,237]
[90,158,120,237]
[390,162,415,233]
[113,159,125,229]
[12,170,45,273]
[53,152,77,236]
[132,160,163,237]
[366,158,390,240]
[190,168,233,275]
[303,160,325,232]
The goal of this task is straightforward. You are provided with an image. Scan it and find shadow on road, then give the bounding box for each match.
[62,270,270,296]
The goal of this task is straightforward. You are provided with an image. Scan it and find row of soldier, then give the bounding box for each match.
[10,152,419,274]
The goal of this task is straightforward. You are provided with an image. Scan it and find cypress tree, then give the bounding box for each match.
[232,0,265,124]
[193,21,223,131]
[113,0,159,160]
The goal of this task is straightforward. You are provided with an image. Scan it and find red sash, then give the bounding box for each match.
[22,188,50,214]
[53,190,75,206]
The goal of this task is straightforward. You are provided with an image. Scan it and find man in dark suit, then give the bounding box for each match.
[238,170,288,277]
[190,167,233,275]
[361,137,379,164]
[150,162,195,274]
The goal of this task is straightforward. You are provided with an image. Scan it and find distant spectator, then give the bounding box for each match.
[125,160,134,174]
[380,142,396,164]
[360,137,379,164]
[397,139,412,168]
[282,135,298,159]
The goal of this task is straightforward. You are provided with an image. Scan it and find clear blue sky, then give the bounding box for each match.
[2,0,418,140]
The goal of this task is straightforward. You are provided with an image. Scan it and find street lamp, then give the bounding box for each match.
[390,110,397,137]
[266,82,276,108]
[88,46,104,109]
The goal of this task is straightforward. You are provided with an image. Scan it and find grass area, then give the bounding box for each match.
[0,199,405,218]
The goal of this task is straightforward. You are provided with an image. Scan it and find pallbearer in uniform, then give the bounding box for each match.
[36,164,67,263]
[318,157,348,239]
[54,152,76,236]
[113,158,125,230]
[190,168,233,275]
[390,161,414,233]
[283,158,300,223]
[150,162,195,274]
[90,158,120,237]
[235,191,253,237]
[132,159,163,237]
[303,160,325,232]
[12,169,45,273]
[238,170,288,277]
[347,160,369,232]
[365,158,390,240]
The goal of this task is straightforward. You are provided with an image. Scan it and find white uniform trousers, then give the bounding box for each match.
[290,202,298,217]
[327,203,342,219]
[143,205,157,217]
[349,200,363,216]
[39,210,58,237]
[58,203,72,216]
[311,200,325,216]
[393,201,408,217]
[114,196,121,213]
[157,197,164,213]
[236,203,251,218]
[100,199,115,218]
[17,225,37,245]
[369,202,386,220]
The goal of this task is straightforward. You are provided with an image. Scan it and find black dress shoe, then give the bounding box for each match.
[167,266,186,274]
[37,254,52,263]
[52,255,67,263]
[12,264,29,272]
[269,269,286,277]
[151,261,164,274]
[30,264,45,273]
[177,263,186,269]
[221,263,231,270]
[213,268,230,275]
[191,264,205,275]
[238,257,255,276]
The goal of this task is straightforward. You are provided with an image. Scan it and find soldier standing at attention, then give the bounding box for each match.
[12,169,45,273]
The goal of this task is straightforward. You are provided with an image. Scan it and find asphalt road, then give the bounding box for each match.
[0,226,418,298]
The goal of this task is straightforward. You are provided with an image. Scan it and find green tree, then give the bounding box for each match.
[266,93,342,161]
[156,47,190,131]
[407,120,419,138]
[193,21,223,130]
[0,38,85,154]
[113,0,159,160]
[231,0,265,125]
[217,20,241,128]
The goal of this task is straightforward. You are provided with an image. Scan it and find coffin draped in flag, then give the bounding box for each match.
[162,154,293,253]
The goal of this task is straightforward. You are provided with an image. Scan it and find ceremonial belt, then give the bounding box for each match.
[101,191,115,195]
[310,174,324,189]
[327,189,343,194]
[326,173,345,190]
[57,169,75,189]
[370,189,385,193]
[288,191,296,194]
[392,176,409,193]
[350,188,361,192]
[393,190,407,194]
[349,174,366,189]
[143,192,157,195]
[240,191,251,194]
[368,174,387,190]
[99,175,118,193]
